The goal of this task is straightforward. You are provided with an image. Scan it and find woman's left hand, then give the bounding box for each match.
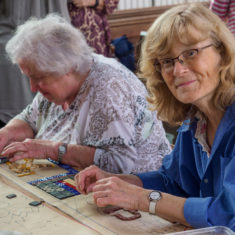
[1,138,57,162]
[92,176,150,212]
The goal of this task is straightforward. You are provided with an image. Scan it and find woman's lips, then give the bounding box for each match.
[176,80,196,88]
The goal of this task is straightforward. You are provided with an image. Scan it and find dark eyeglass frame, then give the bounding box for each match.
[155,44,214,72]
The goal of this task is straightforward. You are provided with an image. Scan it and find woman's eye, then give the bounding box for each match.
[161,59,173,65]
[184,50,197,58]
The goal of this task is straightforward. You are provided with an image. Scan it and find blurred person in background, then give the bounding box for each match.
[210,0,235,36]
[68,0,119,57]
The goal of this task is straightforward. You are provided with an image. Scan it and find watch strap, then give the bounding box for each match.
[148,190,162,214]
[149,201,156,214]
[58,143,67,163]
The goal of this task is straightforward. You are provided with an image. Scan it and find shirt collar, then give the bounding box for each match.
[177,101,235,133]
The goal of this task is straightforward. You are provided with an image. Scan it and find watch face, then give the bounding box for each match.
[149,191,161,200]
[59,145,66,154]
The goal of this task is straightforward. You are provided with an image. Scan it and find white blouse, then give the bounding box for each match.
[14,54,171,173]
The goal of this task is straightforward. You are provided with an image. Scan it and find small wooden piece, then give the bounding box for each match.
[103,206,141,221]
[6,158,55,177]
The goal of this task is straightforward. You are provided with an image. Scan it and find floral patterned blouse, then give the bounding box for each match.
[195,113,211,157]
[14,53,171,174]
[68,0,119,57]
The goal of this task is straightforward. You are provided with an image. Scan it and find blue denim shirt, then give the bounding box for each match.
[137,102,235,230]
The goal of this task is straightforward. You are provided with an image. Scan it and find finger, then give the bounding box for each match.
[74,173,86,194]
[93,191,120,208]
[75,171,92,194]
[93,177,121,193]
[93,191,110,207]
[9,152,30,162]
[86,174,111,193]
[2,144,14,153]
[0,141,8,153]
[77,166,99,192]
[95,191,134,210]
[92,181,111,193]
[86,182,98,193]
[77,171,87,193]
[96,197,113,207]
[2,143,26,156]
[2,141,21,150]
[85,175,100,193]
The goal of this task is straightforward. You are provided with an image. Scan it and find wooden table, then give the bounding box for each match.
[0,160,188,235]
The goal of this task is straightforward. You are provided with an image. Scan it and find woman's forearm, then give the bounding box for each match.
[156,193,189,226]
[1,119,34,142]
[137,190,190,226]
[55,143,96,169]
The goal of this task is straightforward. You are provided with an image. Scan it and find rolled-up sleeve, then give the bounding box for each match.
[185,155,235,230]
[184,197,213,228]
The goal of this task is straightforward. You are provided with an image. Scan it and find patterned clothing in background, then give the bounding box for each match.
[68,0,119,57]
[14,53,171,174]
[210,0,235,35]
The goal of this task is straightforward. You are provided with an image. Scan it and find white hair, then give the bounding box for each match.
[6,13,93,75]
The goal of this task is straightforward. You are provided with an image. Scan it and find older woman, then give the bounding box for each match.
[0,14,171,174]
[74,3,235,230]
[0,0,70,128]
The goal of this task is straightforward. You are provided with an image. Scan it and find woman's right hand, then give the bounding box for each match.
[74,165,111,194]
[75,165,149,212]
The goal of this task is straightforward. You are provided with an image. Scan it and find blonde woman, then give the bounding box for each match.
[74,3,235,230]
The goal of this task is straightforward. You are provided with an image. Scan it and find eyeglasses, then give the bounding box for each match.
[155,44,214,73]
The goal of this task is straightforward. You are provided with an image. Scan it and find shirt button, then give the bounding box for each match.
[204,178,208,183]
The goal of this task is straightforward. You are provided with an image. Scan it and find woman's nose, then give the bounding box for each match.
[172,60,187,76]
[29,78,39,92]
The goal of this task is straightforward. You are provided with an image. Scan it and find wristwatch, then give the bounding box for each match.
[148,190,162,214]
[58,143,67,163]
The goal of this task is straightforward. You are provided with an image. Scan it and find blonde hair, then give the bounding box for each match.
[139,3,235,125]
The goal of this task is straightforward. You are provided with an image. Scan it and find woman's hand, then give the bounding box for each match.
[75,165,111,194]
[1,138,57,162]
[92,176,149,211]
[75,165,149,212]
